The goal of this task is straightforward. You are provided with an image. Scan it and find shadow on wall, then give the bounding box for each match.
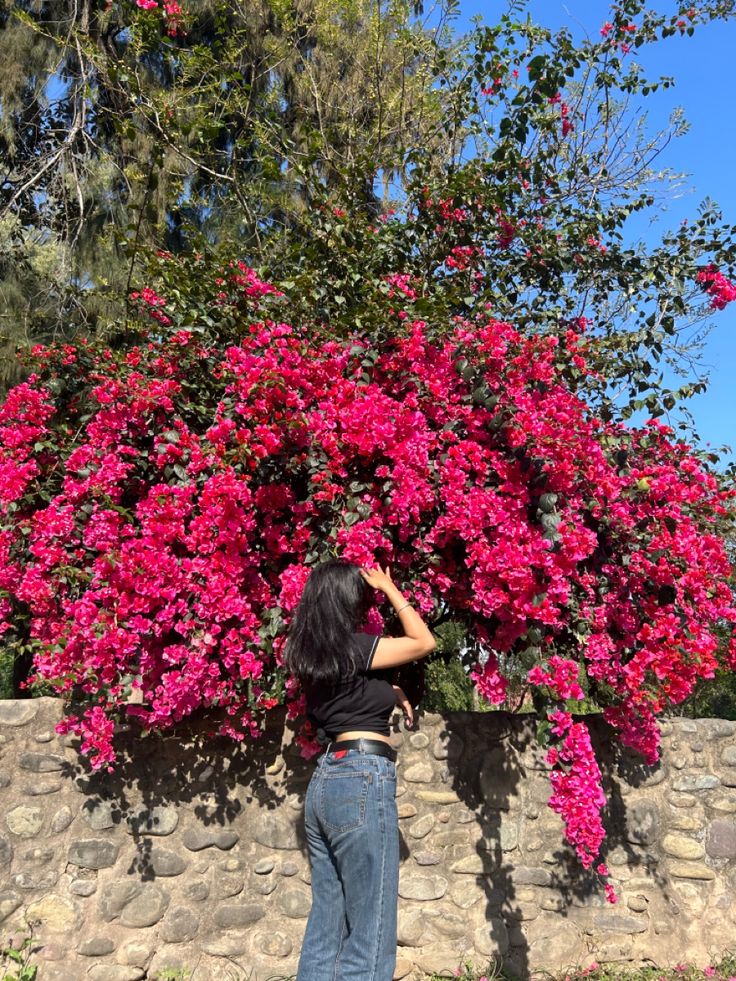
[438,711,529,978]
[439,711,675,976]
[73,705,309,882]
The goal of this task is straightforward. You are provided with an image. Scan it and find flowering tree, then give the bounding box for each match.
[4,0,736,905]
[2,254,735,901]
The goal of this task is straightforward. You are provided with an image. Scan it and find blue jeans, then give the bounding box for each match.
[297,748,399,981]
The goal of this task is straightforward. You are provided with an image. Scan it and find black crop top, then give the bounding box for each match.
[305,633,396,740]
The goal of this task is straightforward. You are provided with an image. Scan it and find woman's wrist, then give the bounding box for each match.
[382,584,407,608]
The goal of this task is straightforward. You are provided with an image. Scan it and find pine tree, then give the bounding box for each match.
[0,0,451,385]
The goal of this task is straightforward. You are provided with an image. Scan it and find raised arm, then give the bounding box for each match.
[359,565,436,669]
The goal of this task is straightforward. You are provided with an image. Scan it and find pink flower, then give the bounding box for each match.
[163,0,184,36]
[548,721,607,868]
[548,709,572,736]
[129,286,171,326]
[697,264,736,309]
[528,657,584,700]
[385,273,418,301]
[472,654,508,705]
[560,102,574,136]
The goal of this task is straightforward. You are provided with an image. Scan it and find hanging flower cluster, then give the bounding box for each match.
[546,711,608,874]
[1,267,734,897]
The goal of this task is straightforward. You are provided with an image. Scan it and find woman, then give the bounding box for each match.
[284,557,436,981]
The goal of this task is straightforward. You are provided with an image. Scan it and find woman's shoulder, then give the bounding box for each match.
[353,632,381,670]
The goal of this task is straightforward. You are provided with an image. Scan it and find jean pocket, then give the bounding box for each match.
[320,770,372,832]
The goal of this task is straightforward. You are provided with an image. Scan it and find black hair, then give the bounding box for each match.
[283,557,374,687]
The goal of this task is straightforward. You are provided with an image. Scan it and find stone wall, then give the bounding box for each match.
[1,698,736,981]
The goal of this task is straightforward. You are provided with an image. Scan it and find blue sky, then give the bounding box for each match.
[453,1,736,467]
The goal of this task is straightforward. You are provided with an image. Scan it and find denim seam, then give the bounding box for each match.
[368,774,388,981]
[331,909,348,981]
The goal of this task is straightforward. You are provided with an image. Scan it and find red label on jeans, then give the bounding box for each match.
[332,750,348,759]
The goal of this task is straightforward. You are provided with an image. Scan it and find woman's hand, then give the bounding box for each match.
[392,684,414,729]
[359,564,394,594]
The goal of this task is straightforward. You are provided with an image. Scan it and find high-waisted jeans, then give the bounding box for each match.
[296,748,400,981]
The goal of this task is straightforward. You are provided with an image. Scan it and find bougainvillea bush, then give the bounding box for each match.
[1,258,736,900]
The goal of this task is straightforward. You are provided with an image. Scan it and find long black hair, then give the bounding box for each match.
[283,558,374,687]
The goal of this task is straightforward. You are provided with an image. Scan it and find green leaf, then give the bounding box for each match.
[536,719,551,746]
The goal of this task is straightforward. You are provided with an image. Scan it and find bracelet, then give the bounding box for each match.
[395,602,412,615]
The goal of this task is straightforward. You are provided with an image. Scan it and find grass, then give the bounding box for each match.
[3,940,736,981]
[0,648,14,700]
[425,953,736,981]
